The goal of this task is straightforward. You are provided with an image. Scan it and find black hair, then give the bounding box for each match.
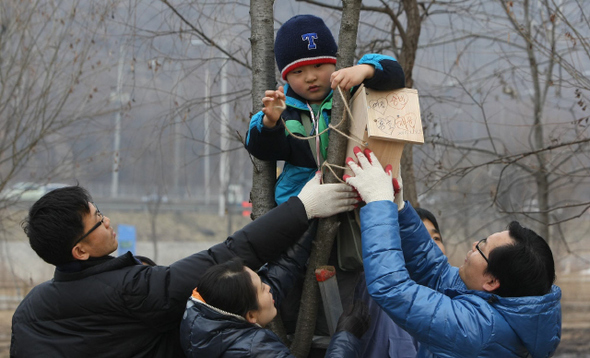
[416,207,442,243]
[21,186,91,265]
[486,221,555,297]
[198,258,258,318]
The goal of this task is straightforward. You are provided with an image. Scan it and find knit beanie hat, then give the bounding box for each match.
[275,15,338,80]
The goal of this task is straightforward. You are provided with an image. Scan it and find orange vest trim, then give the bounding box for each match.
[192,288,206,303]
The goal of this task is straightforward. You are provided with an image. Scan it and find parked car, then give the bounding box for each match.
[44,183,69,193]
[141,193,169,203]
[1,182,69,201]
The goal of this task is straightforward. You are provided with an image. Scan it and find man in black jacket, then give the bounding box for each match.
[11,174,356,357]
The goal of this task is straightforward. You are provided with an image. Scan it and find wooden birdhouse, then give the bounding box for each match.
[344,85,424,178]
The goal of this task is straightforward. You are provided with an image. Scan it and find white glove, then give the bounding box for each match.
[344,147,394,204]
[298,172,358,219]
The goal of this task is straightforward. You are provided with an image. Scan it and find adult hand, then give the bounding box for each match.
[343,147,394,203]
[261,86,286,128]
[297,172,358,220]
[335,300,370,339]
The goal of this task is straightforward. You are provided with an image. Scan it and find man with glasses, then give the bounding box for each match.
[343,148,561,358]
[11,175,357,357]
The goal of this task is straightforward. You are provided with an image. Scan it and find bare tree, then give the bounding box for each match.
[0,0,126,308]
[0,1,120,203]
[415,0,590,250]
[288,3,362,357]
[325,0,590,265]
[136,0,255,211]
[249,0,277,220]
[289,0,589,279]
[247,0,289,342]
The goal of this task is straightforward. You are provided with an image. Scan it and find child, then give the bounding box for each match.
[246,14,405,205]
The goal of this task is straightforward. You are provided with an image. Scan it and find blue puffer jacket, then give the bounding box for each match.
[360,201,562,358]
[180,222,363,358]
[246,54,405,205]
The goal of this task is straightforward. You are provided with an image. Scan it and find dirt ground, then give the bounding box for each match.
[556,314,590,357]
[558,327,590,357]
[552,275,590,357]
[2,303,589,357]
[0,311,11,357]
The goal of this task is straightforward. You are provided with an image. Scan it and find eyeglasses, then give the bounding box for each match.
[72,203,104,247]
[475,238,489,264]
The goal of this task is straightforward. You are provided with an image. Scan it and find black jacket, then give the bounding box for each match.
[10,197,309,358]
[180,221,362,357]
[180,303,361,358]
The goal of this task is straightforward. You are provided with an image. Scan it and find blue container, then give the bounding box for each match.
[117,224,136,256]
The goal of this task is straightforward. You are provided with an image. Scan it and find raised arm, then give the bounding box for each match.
[167,174,356,309]
[358,54,406,91]
[258,220,316,308]
[397,203,457,290]
[360,201,496,356]
[245,103,315,167]
[245,109,292,161]
[131,196,310,326]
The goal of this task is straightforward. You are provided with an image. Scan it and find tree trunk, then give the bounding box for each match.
[289,1,362,357]
[536,78,551,240]
[250,0,288,343]
[530,54,550,242]
[398,0,422,208]
[249,0,277,219]
[520,0,551,243]
[535,171,550,242]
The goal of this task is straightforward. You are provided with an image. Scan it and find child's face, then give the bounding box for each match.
[286,63,336,105]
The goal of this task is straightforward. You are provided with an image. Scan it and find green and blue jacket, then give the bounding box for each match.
[246,54,405,205]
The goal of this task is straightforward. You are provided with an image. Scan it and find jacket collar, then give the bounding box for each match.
[54,251,139,282]
[444,284,562,357]
[190,293,261,328]
[56,255,114,273]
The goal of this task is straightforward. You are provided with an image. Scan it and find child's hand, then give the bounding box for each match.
[261,86,286,128]
[330,64,375,91]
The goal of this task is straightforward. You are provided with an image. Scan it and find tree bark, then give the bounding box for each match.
[289,1,362,356]
[398,0,422,207]
[249,0,277,219]
[499,0,553,242]
[249,0,289,343]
